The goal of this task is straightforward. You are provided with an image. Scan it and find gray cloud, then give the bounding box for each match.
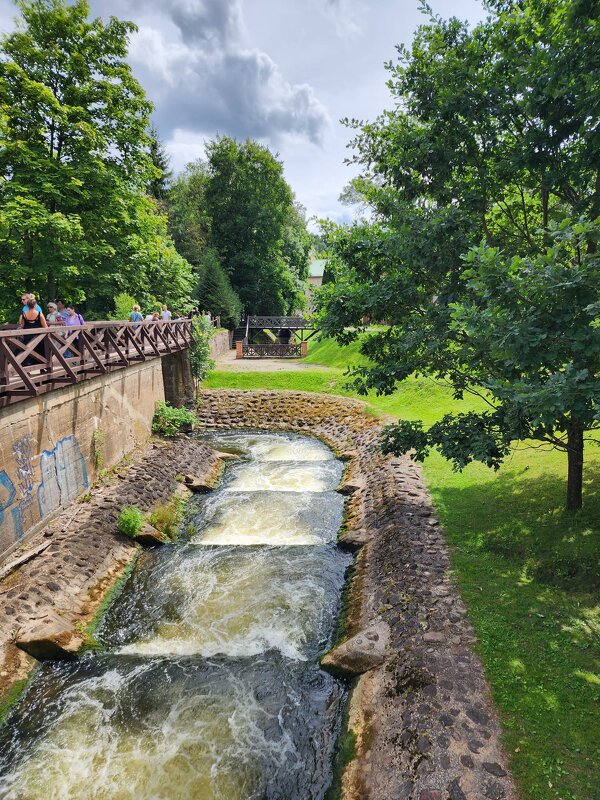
[312,0,364,38]
[119,0,330,144]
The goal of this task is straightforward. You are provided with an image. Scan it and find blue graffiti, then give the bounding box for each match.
[0,471,16,528]
[37,436,88,518]
[0,471,23,544]
[11,507,23,541]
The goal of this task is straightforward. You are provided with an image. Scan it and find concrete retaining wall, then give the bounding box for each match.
[0,359,165,559]
[210,330,231,359]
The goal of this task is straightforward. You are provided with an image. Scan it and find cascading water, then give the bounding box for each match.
[0,431,352,800]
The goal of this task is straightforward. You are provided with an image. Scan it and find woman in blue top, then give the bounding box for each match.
[129,304,143,323]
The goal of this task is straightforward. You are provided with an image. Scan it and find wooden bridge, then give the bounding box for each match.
[0,320,193,408]
[236,315,317,358]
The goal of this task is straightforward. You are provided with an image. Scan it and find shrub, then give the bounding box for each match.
[190,316,215,383]
[118,506,144,538]
[110,293,138,321]
[147,498,183,540]
[152,401,197,437]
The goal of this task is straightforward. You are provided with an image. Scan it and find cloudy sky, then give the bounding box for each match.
[1,0,486,225]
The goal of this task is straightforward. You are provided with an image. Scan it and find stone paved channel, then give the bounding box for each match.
[196,390,520,800]
[0,389,519,800]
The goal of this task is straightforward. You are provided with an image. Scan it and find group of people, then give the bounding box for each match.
[18,293,213,331]
[128,303,188,323]
[128,304,213,324]
[18,293,85,365]
[19,294,85,331]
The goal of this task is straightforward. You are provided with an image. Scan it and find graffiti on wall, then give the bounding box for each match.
[37,436,88,518]
[0,470,23,542]
[13,435,36,531]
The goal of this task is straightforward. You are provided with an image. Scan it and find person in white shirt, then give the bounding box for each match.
[161,304,172,321]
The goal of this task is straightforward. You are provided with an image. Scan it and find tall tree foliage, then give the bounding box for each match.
[148,125,172,204]
[282,202,312,311]
[0,0,192,319]
[317,0,600,509]
[205,136,300,315]
[167,159,211,269]
[195,247,242,329]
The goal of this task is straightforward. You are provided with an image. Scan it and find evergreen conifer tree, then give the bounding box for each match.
[196,248,242,329]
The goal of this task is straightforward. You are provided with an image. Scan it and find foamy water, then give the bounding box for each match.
[106,545,349,660]
[223,460,342,493]
[0,656,344,800]
[0,431,349,799]
[195,491,343,546]
[198,431,334,463]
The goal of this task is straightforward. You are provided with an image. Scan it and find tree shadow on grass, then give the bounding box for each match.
[433,460,600,594]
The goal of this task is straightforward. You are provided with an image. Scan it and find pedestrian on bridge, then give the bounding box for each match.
[21,292,41,314]
[19,297,48,367]
[129,305,143,323]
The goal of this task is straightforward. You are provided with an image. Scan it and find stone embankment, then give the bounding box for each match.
[0,437,221,698]
[0,387,518,800]
[196,389,519,800]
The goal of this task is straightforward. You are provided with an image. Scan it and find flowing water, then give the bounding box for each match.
[0,431,352,800]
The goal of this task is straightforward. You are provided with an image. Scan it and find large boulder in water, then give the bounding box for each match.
[135,523,168,547]
[321,621,390,678]
[15,611,84,661]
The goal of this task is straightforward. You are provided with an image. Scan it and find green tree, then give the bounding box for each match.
[282,202,311,312]
[148,124,172,203]
[196,247,242,329]
[0,0,192,320]
[167,159,210,268]
[317,0,600,509]
[205,136,297,315]
[110,292,138,321]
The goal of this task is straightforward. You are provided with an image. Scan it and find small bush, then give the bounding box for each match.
[148,498,183,540]
[152,401,197,437]
[190,316,215,382]
[118,506,144,538]
[110,292,138,321]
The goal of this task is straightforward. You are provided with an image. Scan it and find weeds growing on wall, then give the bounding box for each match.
[117,506,144,538]
[147,497,183,540]
[152,401,197,437]
[92,429,105,472]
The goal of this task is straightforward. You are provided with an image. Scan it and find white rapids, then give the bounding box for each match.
[0,431,351,800]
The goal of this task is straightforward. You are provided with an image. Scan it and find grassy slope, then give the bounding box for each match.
[205,336,600,800]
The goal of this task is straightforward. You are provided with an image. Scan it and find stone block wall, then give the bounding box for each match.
[0,359,165,559]
[210,329,231,359]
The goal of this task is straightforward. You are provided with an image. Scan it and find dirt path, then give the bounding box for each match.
[215,349,331,372]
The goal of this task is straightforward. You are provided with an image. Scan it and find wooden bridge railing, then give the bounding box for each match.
[0,320,193,407]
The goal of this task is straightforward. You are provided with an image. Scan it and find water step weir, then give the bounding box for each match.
[0,431,352,800]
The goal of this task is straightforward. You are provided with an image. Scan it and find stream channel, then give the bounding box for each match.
[0,431,352,800]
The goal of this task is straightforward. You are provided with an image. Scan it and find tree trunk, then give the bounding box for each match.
[566,419,584,511]
[47,271,57,302]
[24,234,33,267]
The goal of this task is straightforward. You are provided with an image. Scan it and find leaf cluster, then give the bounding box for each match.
[151,400,197,438]
[317,0,600,500]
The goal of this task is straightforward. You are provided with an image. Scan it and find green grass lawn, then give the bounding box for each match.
[204,335,600,800]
